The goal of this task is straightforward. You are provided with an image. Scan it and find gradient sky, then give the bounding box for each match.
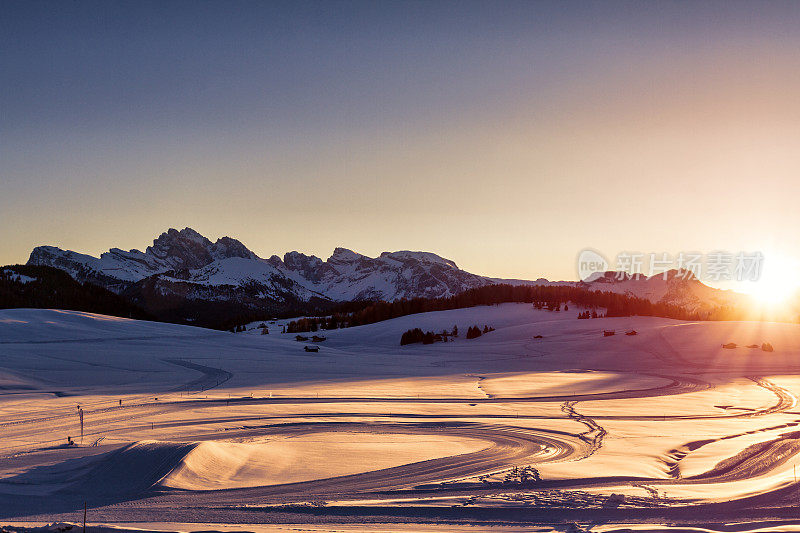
[3,1,800,290]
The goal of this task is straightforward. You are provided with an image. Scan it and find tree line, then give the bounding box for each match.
[0,265,152,320]
[285,283,712,333]
[400,324,494,345]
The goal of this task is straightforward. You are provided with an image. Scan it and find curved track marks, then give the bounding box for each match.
[147,421,590,505]
[685,431,800,484]
[0,372,710,431]
[164,358,233,392]
[586,376,797,422]
[749,377,797,415]
[561,401,606,455]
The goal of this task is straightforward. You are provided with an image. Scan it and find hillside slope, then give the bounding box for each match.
[0,265,151,320]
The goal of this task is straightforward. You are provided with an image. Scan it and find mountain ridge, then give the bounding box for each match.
[26,227,739,325]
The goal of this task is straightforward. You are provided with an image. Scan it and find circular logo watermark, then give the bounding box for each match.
[576,248,609,282]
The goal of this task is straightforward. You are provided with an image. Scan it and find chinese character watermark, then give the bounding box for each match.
[576,249,764,283]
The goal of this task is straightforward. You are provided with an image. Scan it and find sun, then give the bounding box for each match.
[743,253,800,307]
[749,276,789,306]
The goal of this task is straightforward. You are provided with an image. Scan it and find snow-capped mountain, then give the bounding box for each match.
[27,228,493,309]
[574,270,741,312]
[273,248,489,301]
[28,228,258,284]
[26,228,739,323]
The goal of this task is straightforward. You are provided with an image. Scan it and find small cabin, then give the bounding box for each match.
[625,330,637,336]
[762,342,774,352]
[311,335,327,342]
[603,330,615,337]
[722,342,737,349]
[304,345,319,352]
[296,335,309,342]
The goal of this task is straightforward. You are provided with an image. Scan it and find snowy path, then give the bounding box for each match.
[163,358,233,392]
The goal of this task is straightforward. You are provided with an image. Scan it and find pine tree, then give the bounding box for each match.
[401,328,425,345]
[466,326,482,339]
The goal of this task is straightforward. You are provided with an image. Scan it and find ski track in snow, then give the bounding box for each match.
[3,306,800,528]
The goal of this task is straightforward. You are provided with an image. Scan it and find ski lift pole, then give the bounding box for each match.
[78,407,84,445]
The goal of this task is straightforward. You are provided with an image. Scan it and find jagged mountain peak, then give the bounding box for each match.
[284,250,323,267]
[662,268,698,282]
[144,228,258,269]
[380,250,459,269]
[282,251,329,283]
[145,228,213,269]
[328,247,364,263]
[210,236,257,261]
[156,227,211,246]
[26,229,492,305]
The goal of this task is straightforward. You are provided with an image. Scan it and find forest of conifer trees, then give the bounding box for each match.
[284,283,735,333]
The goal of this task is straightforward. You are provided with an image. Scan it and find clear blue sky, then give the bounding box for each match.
[3,1,800,291]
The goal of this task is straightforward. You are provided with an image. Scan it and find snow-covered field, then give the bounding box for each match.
[2,304,800,531]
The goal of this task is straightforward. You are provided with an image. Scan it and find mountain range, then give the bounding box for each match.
[24,227,741,326]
